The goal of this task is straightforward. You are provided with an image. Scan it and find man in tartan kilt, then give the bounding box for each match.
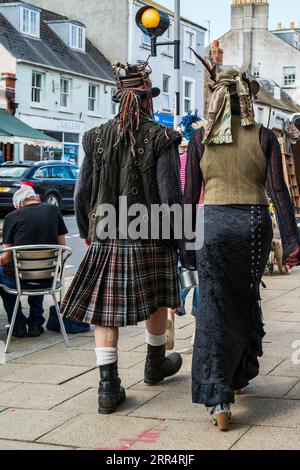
[61,60,183,414]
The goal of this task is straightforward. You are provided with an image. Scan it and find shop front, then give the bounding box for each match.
[17,115,85,165]
[0,109,61,162]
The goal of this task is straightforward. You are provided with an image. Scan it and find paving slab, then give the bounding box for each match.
[131,372,192,394]
[259,356,286,375]
[0,382,19,394]
[0,382,89,410]
[38,413,163,449]
[238,375,298,398]
[5,364,94,385]
[0,409,76,441]
[270,359,300,378]
[261,290,288,302]
[262,310,291,322]
[273,303,300,313]
[133,420,251,450]
[0,363,32,380]
[231,425,300,450]
[53,388,160,416]
[129,392,208,422]
[265,321,300,334]
[280,312,300,322]
[232,397,300,428]
[0,439,75,450]
[284,380,300,399]
[261,279,300,291]
[13,347,96,367]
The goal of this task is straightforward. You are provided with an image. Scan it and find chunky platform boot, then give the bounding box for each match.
[98,362,126,414]
[144,344,183,385]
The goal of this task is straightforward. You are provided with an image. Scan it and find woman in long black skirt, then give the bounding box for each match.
[182,62,300,431]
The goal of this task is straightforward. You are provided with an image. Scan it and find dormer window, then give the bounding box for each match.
[47,19,86,52]
[20,6,40,38]
[70,23,85,51]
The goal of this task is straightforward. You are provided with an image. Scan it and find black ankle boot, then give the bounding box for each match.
[144,344,183,385]
[98,362,126,414]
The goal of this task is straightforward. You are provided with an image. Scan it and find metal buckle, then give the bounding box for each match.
[138,148,144,155]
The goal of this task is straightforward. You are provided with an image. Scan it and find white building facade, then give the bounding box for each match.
[0,1,116,165]
[29,0,207,124]
[219,0,300,105]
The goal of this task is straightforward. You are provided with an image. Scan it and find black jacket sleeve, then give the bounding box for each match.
[75,132,93,239]
[156,142,182,207]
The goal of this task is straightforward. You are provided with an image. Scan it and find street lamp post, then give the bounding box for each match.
[174,0,181,129]
[136,1,181,129]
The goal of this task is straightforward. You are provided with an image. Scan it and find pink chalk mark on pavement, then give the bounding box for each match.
[96,428,168,451]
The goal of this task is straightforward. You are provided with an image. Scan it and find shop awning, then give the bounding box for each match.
[0,109,63,148]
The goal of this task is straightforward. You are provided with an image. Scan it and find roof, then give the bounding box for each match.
[0,0,114,82]
[0,109,62,146]
[139,0,207,31]
[255,79,300,113]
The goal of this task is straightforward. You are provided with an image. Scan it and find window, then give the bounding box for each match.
[0,167,29,179]
[60,78,71,109]
[162,75,171,111]
[70,167,80,179]
[184,28,196,63]
[42,131,79,164]
[20,7,39,38]
[34,167,50,179]
[31,72,44,104]
[183,79,195,113]
[64,133,79,164]
[88,84,98,112]
[283,66,296,86]
[70,24,85,51]
[49,166,71,179]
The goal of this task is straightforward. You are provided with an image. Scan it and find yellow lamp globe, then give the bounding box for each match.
[141,8,161,29]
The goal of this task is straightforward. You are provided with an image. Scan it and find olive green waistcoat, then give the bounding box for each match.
[200,116,269,206]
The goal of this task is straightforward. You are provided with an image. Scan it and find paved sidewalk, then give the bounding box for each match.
[0,268,300,450]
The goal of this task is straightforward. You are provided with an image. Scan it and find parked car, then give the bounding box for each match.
[0,161,79,211]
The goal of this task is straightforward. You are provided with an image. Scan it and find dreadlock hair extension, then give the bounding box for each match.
[115,90,141,155]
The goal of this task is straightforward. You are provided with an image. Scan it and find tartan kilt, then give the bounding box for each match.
[61,240,180,327]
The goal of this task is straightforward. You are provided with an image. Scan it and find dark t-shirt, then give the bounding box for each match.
[3,203,68,279]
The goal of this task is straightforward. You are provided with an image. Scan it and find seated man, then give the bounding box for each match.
[0,186,68,338]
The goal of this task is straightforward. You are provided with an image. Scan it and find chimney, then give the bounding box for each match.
[277,22,282,30]
[211,40,223,65]
[231,0,269,72]
[231,0,269,31]
[290,21,295,29]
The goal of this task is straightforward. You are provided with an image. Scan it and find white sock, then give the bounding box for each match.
[95,347,118,366]
[146,331,166,347]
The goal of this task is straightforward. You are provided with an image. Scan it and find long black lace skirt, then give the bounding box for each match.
[192,205,273,406]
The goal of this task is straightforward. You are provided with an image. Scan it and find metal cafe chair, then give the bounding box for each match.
[1,245,72,353]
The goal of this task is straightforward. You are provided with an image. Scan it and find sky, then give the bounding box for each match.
[157,0,299,44]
